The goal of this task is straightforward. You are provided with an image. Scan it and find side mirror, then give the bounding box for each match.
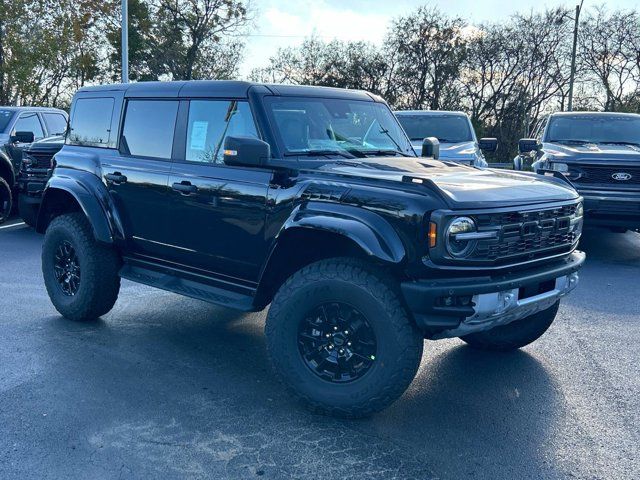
[518,138,540,154]
[421,137,440,159]
[478,137,498,153]
[223,136,270,167]
[10,131,35,144]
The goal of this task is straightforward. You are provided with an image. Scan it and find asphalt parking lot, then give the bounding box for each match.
[0,218,638,480]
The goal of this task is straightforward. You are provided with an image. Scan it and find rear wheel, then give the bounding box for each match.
[265,258,424,418]
[0,177,12,225]
[460,301,559,351]
[42,213,121,321]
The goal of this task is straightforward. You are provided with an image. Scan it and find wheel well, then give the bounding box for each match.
[0,157,13,187]
[254,228,398,309]
[36,188,82,233]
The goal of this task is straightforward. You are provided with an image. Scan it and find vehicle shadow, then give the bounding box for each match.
[578,227,640,264]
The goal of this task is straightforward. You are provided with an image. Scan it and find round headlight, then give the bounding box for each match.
[445,217,477,258]
[575,202,584,218]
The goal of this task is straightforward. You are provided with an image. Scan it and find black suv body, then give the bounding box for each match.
[516,111,640,232]
[37,81,585,417]
[0,106,68,223]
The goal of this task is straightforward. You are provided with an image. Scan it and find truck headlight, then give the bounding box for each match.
[550,162,568,172]
[445,217,477,258]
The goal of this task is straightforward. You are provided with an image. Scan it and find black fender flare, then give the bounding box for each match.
[36,170,123,244]
[274,201,406,264]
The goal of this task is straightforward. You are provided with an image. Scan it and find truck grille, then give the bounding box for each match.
[26,151,56,169]
[470,203,580,265]
[573,165,640,186]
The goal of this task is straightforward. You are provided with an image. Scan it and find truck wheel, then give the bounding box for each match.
[42,213,121,321]
[265,258,424,418]
[0,177,12,224]
[460,301,559,352]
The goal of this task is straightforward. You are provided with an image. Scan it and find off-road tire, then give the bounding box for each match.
[42,213,121,321]
[265,258,424,418]
[460,301,560,351]
[0,177,12,225]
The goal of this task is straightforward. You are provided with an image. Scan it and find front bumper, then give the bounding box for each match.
[578,188,640,229]
[401,251,585,339]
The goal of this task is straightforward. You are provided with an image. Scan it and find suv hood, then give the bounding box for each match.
[315,157,578,208]
[544,142,640,164]
[412,141,478,163]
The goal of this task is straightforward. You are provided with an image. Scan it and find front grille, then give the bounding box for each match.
[470,203,580,265]
[26,151,55,169]
[573,165,640,186]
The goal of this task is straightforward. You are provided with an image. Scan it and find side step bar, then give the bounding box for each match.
[119,264,256,312]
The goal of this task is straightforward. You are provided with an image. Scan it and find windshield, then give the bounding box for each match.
[396,114,473,143]
[546,115,640,146]
[265,97,414,157]
[0,110,15,133]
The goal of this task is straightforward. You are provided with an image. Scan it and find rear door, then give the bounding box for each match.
[101,98,179,258]
[166,98,271,284]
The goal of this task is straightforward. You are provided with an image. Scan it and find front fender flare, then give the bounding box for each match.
[37,170,122,244]
[278,202,406,264]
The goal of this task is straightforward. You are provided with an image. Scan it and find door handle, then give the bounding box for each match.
[172,181,198,195]
[105,172,127,184]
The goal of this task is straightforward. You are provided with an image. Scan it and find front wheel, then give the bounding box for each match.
[42,213,121,321]
[460,301,560,351]
[265,258,424,418]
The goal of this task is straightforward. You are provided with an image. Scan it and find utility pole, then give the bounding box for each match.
[121,0,129,83]
[567,0,584,111]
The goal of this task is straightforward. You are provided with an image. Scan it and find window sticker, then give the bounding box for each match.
[190,121,208,150]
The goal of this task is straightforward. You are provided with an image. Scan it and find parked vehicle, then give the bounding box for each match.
[37,81,584,417]
[394,110,497,167]
[17,135,65,226]
[515,112,640,232]
[0,107,68,224]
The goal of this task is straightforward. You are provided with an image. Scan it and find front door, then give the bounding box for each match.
[102,98,180,258]
[166,99,271,285]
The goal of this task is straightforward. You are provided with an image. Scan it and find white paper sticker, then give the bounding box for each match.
[190,121,208,150]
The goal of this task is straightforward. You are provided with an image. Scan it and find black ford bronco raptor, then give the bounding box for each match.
[38,81,585,417]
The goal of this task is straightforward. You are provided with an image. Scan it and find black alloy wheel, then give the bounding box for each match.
[298,302,377,383]
[53,240,81,296]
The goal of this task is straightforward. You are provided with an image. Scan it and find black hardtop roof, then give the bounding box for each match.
[549,111,640,119]
[75,80,379,102]
[0,106,67,113]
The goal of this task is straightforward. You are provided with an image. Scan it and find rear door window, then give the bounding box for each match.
[14,112,45,140]
[69,97,115,146]
[120,100,179,159]
[185,100,258,163]
[43,112,68,136]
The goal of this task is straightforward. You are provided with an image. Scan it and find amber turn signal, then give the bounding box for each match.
[428,222,437,248]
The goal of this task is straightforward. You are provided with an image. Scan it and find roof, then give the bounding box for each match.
[76,80,378,102]
[0,106,66,113]
[394,110,468,116]
[549,111,640,118]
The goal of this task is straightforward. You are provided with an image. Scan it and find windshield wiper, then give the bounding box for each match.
[599,141,640,147]
[292,149,357,159]
[378,128,413,156]
[360,149,412,157]
[550,139,593,145]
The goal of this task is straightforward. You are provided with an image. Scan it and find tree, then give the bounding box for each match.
[149,0,250,80]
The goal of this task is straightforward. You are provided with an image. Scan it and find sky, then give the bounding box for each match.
[239,0,638,77]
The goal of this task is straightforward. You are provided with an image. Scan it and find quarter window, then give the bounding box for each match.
[120,100,179,159]
[69,97,115,146]
[186,100,258,163]
[14,112,44,140]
